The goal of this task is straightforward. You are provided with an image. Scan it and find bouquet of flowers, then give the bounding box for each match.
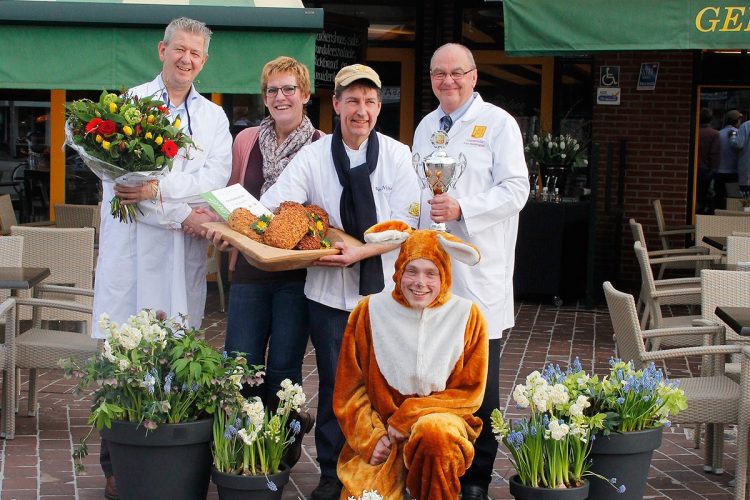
[587,359,687,433]
[212,379,306,490]
[65,90,193,222]
[525,133,587,168]
[491,359,616,490]
[62,309,260,471]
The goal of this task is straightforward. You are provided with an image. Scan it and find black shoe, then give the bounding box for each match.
[310,476,343,500]
[104,475,118,500]
[282,410,315,468]
[461,484,487,500]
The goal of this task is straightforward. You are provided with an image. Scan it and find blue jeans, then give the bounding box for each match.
[308,300,350,480]
[225,281,309,405]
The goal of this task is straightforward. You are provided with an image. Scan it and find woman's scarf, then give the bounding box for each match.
[258,115,316,194]
[331,124,384,296]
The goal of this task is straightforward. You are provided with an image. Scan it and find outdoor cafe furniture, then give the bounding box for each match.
[715,307,750,337]
[727,235,750,265]
[603,281,750,497]
[9,226,94,333]
[0,298,16,439]
[629,218,710,279]
[653,199,697,250]
[696,214,750,256]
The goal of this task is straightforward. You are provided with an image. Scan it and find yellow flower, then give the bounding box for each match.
[102,141,111,151]
[145,132,153,140]
[147,115,155,124]
[95,134,103,143]
[257,221,267,230]
[316,220,324,231]
[173,118,181,129]
[122,125,133,136]
[109,102,117,113]
[155,135,163,145]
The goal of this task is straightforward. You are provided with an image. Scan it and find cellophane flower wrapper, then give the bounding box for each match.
[64,90,192,222]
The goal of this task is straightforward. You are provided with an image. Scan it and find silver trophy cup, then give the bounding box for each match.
[412,130,466,231]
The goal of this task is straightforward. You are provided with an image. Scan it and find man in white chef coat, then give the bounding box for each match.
[92,17,232,499]
[412,42,529,500]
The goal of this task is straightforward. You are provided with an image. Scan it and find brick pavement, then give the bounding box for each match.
[0,290,736,499]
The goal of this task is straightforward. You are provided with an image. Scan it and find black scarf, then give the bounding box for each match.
[331,124,384,296]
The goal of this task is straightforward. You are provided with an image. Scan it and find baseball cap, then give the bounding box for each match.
[334,64,382,90]
[726,109,742,123]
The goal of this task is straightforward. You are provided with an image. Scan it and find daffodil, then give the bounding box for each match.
[155,135,163,145]
[109,102,117,113]
[173,118,181,129]
[95,134,103,143]
[145,132,153,140]
[122,125,133,136]
[102,141,111,151]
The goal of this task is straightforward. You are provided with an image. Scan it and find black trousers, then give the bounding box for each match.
[461,337,501,491]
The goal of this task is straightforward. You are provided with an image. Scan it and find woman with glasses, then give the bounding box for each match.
[211,56,321,466]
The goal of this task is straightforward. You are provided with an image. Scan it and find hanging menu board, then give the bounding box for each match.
[315,13,369,90]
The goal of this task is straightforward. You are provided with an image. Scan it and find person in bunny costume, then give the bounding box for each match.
[333,220,488,499]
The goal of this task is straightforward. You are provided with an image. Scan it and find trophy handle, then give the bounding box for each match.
[412,152,429,191]
[452,153,467,187]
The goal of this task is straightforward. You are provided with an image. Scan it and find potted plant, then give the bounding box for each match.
[585,359,687,499]
[63,310,259,500]
[524,133,588,197]
[491,359,624,499]
[211,378,307,499]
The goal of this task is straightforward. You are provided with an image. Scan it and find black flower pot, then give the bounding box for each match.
[211,464,289,500]
[100,419,213,500]
[509,475,590,500]
[588,426,663,499]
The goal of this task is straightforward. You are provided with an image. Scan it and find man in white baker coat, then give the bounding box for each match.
[92,17,232,499]
[413,43,529,500]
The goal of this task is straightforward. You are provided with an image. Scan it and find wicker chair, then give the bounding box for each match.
[603,281,750,496]
[9,226,94,333]
[696,214,750,256]
[14,289,99,416]
[53,203,100,244]
[0,236,23,305]
[727,198,743,211]
[632,241,708,345]
[653,199,695,250]
[727,236,750,265]
[0,298,16,439]
[0,194,53,235]
[714,209,750,217]
[629,218,710,280]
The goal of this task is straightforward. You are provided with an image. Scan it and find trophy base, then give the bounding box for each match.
[430,222,448,232]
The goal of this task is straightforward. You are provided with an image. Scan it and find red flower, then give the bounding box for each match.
[98,120,116,136]
[84,118,103,134]
[158,105,170,115]
[161,139,178,158]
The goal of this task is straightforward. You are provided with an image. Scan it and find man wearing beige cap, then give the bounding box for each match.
[261,63,421,499]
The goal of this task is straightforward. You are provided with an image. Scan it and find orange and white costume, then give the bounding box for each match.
[333,221,488,499]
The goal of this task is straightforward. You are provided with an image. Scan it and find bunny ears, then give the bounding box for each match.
[364,220,481,266]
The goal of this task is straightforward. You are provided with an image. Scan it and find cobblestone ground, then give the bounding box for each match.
[0,290,735,499]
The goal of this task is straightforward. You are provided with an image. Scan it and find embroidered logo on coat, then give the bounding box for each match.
[408,202,420,217]
[471,126,487,138]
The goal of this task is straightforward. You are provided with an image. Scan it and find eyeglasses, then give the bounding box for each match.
[265,85,298,97]
[430,68,476,81]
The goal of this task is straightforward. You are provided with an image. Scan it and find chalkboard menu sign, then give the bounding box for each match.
[315,13,369,90]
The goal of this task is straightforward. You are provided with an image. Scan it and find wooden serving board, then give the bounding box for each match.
[202,222,362,272]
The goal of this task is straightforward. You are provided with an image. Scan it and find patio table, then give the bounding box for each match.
[0,267,50,296]
[715,306,750,336]
[702,236,727,252]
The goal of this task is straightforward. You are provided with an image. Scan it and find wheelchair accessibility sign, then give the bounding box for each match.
[599,66,619,87]
[598,65,621,105]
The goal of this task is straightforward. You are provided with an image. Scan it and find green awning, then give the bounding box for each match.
[504,0,750,56]
[0,0,323,93]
